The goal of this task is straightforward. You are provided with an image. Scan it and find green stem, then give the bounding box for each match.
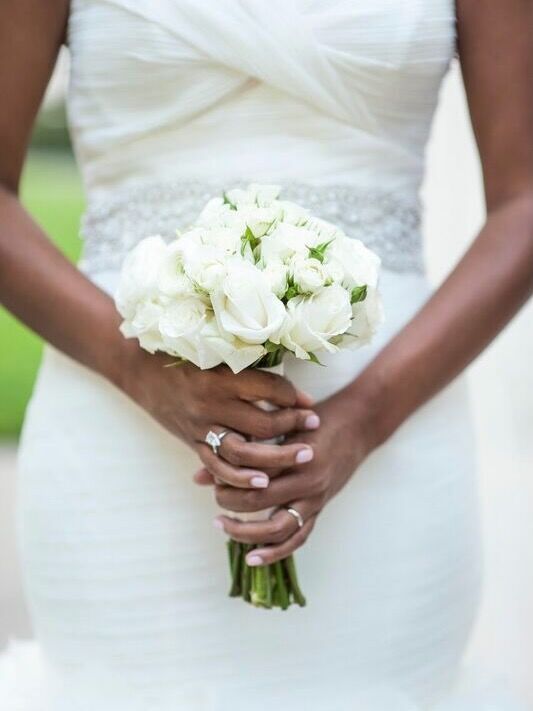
[283,555,306,607]
[228,540,243,597]
[251,564,273,608]
[274,560,290,610]
[241,544,252,603]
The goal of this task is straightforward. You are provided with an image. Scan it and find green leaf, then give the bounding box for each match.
[240,225,261,257]
[264,340,279,353]
[307,239,334,263]
[350,284,368,304]
[307,351,324,366]
[223,192,237,209]
[163,358,186,368]
[284,285,300,300]
[283,274,301,302]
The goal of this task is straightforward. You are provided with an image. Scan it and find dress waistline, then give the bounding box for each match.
[79,180,424,274]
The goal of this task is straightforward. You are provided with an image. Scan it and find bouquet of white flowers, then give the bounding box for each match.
[116,183,383,608]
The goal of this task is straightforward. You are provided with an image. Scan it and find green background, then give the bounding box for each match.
[0,150,84,437]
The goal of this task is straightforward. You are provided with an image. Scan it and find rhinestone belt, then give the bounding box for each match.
[79,180,424,274]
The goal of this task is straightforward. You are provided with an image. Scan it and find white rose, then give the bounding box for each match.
[247,183,281,207]
[342,286,384,347]
[290,256,327,293]
[120,299,166,354]
[180,243,227,294]
[327,236,381,290]
[158,242,196,298]
[202,319,266,374]
[261,261,288,298]
[322,258,345,285]
[277,200,309,226]
[203,226,242,253]
[223,187,254,209]
[115,235,168,319]
[240,205,280,238]
[195,197,233,228]
[224,184,281,210]
[211,259,286,345]
[281,284,352,359]
[305,216,344,243]
[159,300,223,369]
[260,223,317,265]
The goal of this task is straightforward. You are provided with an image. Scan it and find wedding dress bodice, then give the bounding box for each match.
[68,0,454,193]
[67,0,456,274]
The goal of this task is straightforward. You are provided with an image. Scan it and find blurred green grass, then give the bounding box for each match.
[0,150,84,438]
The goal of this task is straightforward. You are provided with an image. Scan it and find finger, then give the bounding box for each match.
[193,467,215,486]
[228,402,320,440]
[235,369,301,408]
[294,388,315,408]
[197,444,270,489]
[214,500,318,545]
[220,435,314,471]
[245,516,317,566]
[204,402,319,440]
[214,470,313,513]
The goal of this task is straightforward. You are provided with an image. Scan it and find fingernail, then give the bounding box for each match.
[305,414,320,430]
[213,518,224,531]
[296,447,313,464]
[250,475,269,488]
[246,554,263,566]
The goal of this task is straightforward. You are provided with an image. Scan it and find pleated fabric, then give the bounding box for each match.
[66,0,455,194]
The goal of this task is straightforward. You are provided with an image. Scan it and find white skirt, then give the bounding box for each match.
[0,269,525,709]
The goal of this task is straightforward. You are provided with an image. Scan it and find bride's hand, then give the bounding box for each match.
[121,345,320,489]
[206,390,375,565]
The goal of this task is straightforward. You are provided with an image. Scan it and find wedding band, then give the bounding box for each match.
[204,429,231,456]
[286,507,304,529]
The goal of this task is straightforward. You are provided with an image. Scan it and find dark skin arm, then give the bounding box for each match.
[0,0,320,486]
[208,0,533,564]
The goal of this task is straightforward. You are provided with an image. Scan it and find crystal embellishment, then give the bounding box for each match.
[205,430,222,454]
[79,180,424,274]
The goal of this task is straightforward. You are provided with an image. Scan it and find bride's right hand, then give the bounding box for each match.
[120,346,319,489]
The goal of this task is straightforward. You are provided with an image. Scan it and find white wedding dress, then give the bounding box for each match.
[0,1,528,709]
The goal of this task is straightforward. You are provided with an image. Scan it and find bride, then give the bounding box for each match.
[1,0,532,709]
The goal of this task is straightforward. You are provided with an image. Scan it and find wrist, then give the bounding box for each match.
[96,311,145,398]
[342,364,395,455]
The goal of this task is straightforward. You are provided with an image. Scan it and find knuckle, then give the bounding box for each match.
[224,441,244,466]
[214,486,230,507]
[270,526,290,544]
[268,519,285,538]
[282,382,298,407]
[309,472,327,496]
[253,416,275,441]
[221,489,259,513]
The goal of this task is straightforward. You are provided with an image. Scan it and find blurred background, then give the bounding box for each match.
[1,53,532,703]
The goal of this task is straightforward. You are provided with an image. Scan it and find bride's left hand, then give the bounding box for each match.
[197,389,376,566]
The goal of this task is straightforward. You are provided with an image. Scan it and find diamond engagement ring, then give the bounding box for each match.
[205,430,230,456]
[286,507,304,529]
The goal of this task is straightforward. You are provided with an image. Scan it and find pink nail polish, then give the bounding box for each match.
[246,554,263,567]
[296,448,313,464]
[305,414,320,430]
[213,518,224,531]
[250,475,269,488]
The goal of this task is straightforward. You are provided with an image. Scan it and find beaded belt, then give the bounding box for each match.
[79,180,424,274]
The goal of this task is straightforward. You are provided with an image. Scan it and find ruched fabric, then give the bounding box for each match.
[66,0,455,195]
